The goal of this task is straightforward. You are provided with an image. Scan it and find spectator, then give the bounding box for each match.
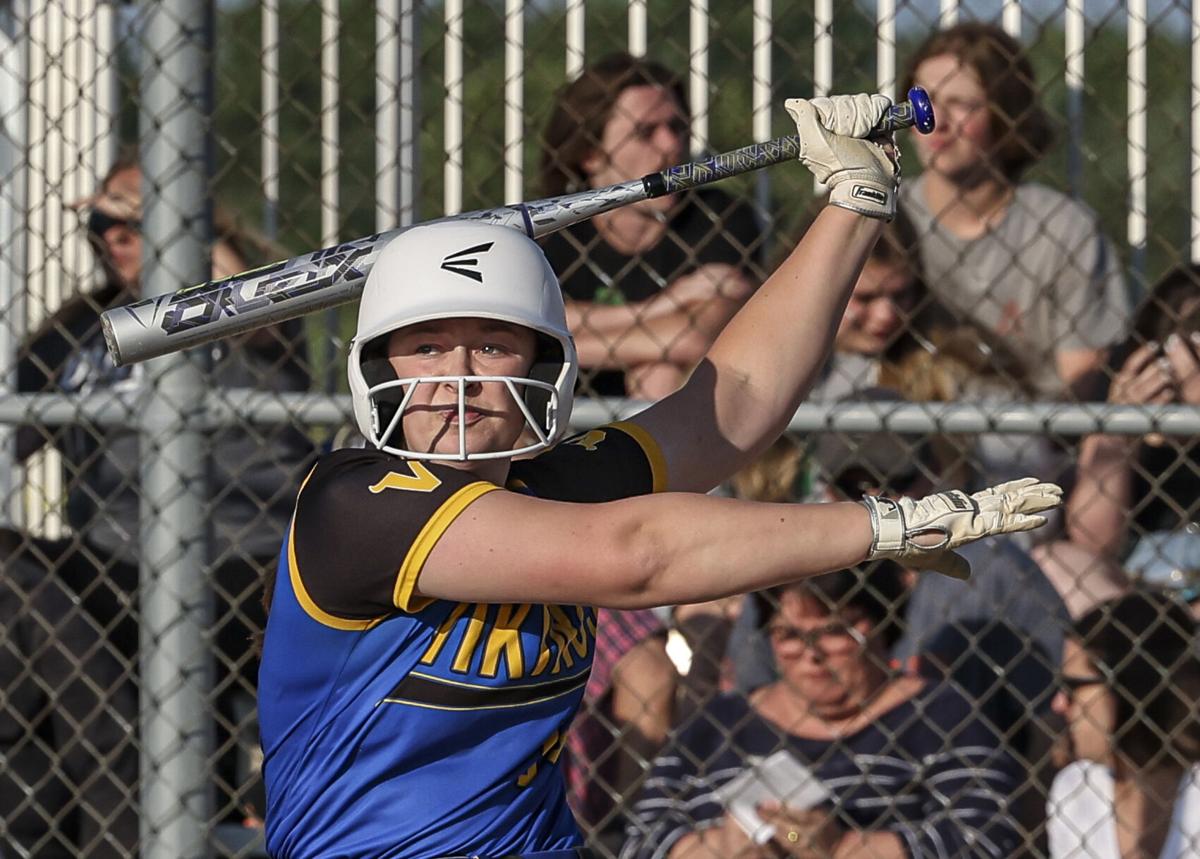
[1048,589,1200,859]
[901,22,1131,511]
[808,206,1030,409]
[724,396,1067,852]
[14,152,317,825]
[621,562,1024,859]
[539,52,759,400]
[730,408,1068,755]
[901,22,1130,402]
[1067,264,1200,576]
[564,608,677,853]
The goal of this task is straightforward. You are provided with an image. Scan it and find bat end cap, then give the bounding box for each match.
[99,311,127,367]
[907,86,936,134]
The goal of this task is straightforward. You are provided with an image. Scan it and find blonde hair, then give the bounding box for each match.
[728,436,806,503]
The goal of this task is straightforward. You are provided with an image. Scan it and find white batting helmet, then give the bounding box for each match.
[347,222,577,461]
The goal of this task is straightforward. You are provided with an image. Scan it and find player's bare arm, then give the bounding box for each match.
[629,96,899,494]
[417,491,876,608]
[416,475,1060,606]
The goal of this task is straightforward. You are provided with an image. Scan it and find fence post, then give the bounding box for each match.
[0,1,28,529]
[137,1,213,855]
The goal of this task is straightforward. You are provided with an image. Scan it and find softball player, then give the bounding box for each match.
[257,94,1061,858]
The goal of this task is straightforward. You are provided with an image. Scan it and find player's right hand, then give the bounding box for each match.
[800,93,893,138]
[861,478,1064,580]
[785,95,898,220]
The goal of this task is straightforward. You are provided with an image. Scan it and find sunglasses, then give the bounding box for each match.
[86,208,140,238]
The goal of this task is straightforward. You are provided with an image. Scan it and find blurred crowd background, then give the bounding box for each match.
[3,1,1200,857]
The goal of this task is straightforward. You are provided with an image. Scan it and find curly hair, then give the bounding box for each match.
[901,21,1054,182]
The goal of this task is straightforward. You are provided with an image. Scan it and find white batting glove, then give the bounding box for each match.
[861,478,1064,580]
[805,93,894,138]
[784,95,898,220]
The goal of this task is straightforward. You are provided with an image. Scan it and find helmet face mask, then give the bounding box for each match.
[348,223,577,462]
[365,373,562,462]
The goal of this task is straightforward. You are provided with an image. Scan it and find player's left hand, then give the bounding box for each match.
[758,802,844,857]
[862,478,1064,580]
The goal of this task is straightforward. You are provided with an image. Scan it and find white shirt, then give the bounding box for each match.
[1049,761,1200,858]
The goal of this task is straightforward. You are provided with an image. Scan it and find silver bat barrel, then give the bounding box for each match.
[102,88,932,366]
[101,180,647,366]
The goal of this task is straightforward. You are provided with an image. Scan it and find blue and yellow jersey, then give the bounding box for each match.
[259,422,666,858]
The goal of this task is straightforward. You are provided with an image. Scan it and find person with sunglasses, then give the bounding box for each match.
[1048,589,1200,859]
[10,151,317,846]
[539,53,760,401]
[622,562,1023,858]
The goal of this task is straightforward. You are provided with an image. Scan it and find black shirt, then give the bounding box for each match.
[17,283,317,563]
[540,189,761,396]
[1103,342,1200,535]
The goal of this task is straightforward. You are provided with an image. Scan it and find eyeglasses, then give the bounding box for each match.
[1057,673,1107,700]
[766,619,867,652]
[86,208,140,238]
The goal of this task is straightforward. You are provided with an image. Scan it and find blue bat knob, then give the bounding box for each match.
[907,85,935,134]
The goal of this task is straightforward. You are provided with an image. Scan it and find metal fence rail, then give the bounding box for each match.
[3,2,1200,857]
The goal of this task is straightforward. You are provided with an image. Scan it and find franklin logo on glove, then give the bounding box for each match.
[851,185,889,205]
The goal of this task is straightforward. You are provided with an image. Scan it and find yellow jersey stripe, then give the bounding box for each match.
[609,420,668,493]
[289,515,384,631]
[392,481,501,611]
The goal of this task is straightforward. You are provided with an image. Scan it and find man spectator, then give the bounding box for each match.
[539,53,760,400]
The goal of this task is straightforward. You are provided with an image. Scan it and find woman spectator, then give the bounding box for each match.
[1048,589,1200,859]
[810,206,1030,405]
[539,52,759,400]
[900,22,1130,403]
[622,562,1023,858]
[15,151,317,829]
[1067,264,1200,574]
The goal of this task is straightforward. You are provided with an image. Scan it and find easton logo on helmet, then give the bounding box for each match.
[440,242,495,283]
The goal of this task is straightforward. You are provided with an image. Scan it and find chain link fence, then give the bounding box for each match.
[1,0,1199,856]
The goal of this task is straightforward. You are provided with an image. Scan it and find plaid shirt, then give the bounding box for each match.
[564,608,666,829]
